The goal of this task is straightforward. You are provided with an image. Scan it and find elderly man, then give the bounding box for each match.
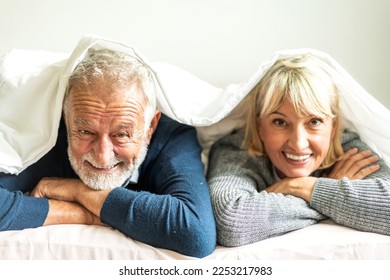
[0,49,216,258]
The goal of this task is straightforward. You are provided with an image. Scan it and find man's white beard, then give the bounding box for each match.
[68,139,148,191]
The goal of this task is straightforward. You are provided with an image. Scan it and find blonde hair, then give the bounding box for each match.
[244,54,344,169]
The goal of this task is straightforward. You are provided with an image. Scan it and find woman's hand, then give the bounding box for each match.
[266,149,380,202]
[266,177,318,202]
[324,148,380,180]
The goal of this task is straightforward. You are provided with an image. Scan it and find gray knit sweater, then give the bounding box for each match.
[207,130,390,247]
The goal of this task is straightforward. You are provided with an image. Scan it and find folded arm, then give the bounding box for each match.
[0,181,100,231]
[310,141,390,235]
[30,178,103,226]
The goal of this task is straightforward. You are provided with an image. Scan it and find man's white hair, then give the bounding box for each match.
[63,48,157,128]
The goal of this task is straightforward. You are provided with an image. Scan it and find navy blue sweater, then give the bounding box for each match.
[0,114,216,257]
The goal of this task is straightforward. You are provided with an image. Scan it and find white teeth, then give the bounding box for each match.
[285,153,310,161]
[82,153,122,170]
[96,165,114,169]
[90,163,117,169]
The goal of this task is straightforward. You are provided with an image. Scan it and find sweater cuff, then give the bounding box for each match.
[100,187,131,231]
[310,177,341,216]
[13,195,49,230]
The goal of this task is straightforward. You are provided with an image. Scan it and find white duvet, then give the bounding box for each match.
[1,35,389,174]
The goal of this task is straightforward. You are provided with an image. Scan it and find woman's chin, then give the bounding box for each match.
[280,169,313,178]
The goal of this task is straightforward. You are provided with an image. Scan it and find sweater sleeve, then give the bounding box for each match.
[0,162,50,230]
[207,132,326,247]
[0,120,74,231]
[310,131,390,235]
[100,121,216,258]
[0,186,48,230]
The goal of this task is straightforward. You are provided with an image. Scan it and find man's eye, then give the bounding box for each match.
[116,133,129,138]
[113,133,131,143]
[77,130,95,139]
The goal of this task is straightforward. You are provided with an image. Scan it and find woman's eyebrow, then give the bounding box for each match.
[269,111,287,117]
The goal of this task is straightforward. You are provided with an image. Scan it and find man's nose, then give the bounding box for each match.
[94,136,114,166]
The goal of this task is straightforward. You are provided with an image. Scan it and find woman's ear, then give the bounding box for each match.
[146,111,161,143]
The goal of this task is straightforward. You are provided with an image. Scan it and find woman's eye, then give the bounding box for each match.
[273,119,286,126]
[309,118,323,126]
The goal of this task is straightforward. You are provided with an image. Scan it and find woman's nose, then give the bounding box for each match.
[288,126,309,151]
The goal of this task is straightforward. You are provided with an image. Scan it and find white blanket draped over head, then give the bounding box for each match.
[1,35,389,174]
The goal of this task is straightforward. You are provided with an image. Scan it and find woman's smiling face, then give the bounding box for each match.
[259,98,335,178]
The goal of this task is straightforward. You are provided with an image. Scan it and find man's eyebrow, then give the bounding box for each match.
[74,119,92,125]
[115,123,134,129]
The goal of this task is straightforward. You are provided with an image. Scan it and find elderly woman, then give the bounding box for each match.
[207,53,390,247]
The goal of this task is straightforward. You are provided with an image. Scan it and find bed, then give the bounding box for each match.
[1,219,389,260]
[1,35,389,260]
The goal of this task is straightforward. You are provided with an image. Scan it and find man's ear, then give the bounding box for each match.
[146,111,161,143]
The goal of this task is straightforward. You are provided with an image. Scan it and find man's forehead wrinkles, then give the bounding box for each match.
[72,117,136,129]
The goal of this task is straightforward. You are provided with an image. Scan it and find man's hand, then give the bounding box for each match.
[30,177,111,225]
[31,177,84,202]
[323,148,380,180]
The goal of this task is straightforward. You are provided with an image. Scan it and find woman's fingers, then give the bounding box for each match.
[327,148,380,180]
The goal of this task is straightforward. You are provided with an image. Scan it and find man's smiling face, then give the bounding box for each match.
[65,84,150,190]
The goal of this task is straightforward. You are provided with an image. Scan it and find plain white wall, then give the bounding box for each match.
[1,0,389,108]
